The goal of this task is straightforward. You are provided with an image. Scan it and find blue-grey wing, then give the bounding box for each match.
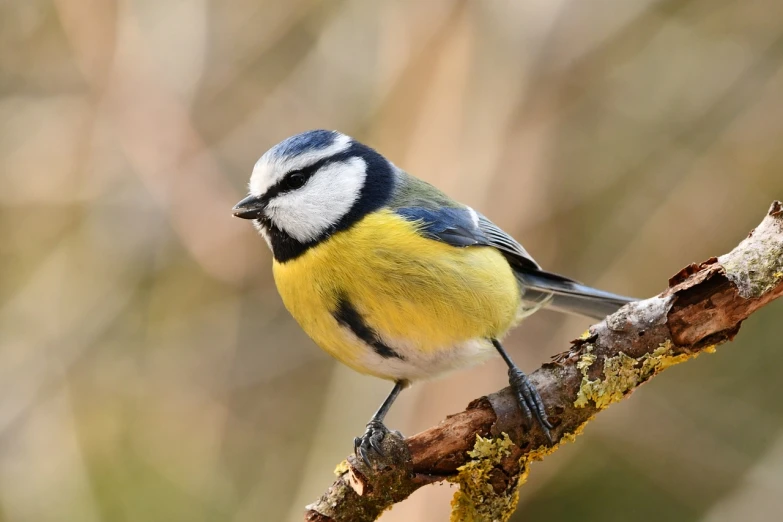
[394,206,541,272]
[394,205,636,319]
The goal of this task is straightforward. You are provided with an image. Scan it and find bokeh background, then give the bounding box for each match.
[2,0,783,521]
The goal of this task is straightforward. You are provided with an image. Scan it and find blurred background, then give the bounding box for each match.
[2,0,783,521]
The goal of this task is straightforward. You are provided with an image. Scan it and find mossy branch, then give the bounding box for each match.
[305,201,783,522]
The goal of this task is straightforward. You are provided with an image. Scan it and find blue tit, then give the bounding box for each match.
[233,130,633,462]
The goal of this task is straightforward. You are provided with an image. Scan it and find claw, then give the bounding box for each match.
[358,445,371,467]
[369,435,385,456]
[509,368,554,443]
[515,390,534,429]
[353,420,394,468]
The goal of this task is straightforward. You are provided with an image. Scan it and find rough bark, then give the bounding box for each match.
[305,201,783,522]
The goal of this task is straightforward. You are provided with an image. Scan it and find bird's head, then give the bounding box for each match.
[233,130,396,261]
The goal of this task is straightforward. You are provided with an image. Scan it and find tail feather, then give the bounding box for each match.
[516,270,635,321]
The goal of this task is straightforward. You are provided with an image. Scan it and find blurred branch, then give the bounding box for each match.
[305,201,783,522]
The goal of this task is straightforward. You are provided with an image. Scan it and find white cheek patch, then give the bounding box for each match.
[249,134,352,197]
[266,157,367,243]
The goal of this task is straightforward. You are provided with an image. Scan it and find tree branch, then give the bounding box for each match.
[305,201,783,522]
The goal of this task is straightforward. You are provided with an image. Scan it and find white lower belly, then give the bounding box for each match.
[358,337,497,382]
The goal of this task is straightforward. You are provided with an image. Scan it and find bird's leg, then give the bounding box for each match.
[354,380,407,467]
[492,338,554,443]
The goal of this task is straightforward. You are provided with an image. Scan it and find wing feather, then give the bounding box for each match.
[394,206,541,272]
[389,170,635,319]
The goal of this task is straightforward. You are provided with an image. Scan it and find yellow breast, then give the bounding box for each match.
[272,209,521,379]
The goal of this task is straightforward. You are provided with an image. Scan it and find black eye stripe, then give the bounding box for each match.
[260,148,360,202]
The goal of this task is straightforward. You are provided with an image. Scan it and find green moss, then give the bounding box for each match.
[576,351,596,373]
[445,335,722,519]
[449,425,592,521]
[449,434,518,522]
[574,342,707,409]
[333,460,350,476]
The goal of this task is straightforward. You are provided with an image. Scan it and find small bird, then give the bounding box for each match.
[233,130,633,464]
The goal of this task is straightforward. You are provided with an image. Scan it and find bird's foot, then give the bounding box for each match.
[508,367,554,443]
[353,420,402,467]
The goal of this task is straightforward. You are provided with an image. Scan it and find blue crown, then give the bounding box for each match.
[268,129,342,160]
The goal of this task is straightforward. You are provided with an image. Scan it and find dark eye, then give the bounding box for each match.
[283,171,307,190]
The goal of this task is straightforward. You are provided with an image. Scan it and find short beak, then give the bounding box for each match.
[232,194,266,219]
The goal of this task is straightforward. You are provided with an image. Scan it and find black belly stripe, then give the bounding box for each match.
[333,294,405,360]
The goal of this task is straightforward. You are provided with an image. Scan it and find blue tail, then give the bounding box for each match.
[516,270,635,320]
